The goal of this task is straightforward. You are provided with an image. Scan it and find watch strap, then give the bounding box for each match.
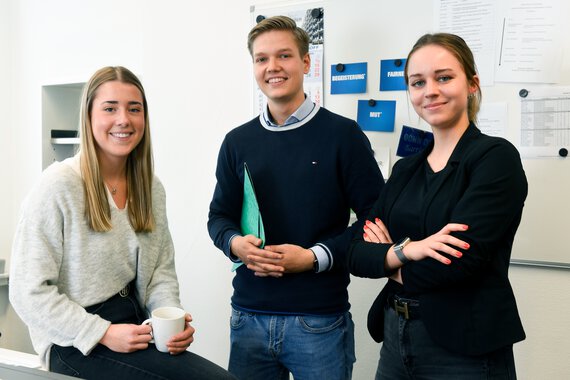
[394,237,411,264]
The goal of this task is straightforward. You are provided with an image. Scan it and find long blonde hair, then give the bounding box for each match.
[79,66,154,232]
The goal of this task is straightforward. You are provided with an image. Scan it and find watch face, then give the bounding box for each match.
[396,237,410,248]
[394,237,411,264]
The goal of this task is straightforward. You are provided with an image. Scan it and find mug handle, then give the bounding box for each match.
[141,319,155,343]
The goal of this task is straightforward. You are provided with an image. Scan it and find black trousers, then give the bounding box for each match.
[49,287,235,380]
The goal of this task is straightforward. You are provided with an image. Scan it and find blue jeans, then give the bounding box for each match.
[228,308,355,380]
[376,306,517,379]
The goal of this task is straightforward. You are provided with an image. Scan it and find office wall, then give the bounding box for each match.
[0,0,14,263]
[0,0,25,352]
[1,0,569,378]
[0,0,9,346]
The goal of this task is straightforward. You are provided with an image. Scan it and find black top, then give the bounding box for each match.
[387,161,451,299]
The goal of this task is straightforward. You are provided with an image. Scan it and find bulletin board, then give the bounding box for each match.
[252,0,570,267]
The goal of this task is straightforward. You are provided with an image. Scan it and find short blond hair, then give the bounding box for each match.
[247,15,309,57]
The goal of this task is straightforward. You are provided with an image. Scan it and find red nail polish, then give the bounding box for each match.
[456,251,463,257]
[464,243,470,249]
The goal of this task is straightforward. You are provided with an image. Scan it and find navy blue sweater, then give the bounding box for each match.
[208,106,383,314]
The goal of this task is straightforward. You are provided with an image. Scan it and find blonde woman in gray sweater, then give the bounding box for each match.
[9,66,234,380]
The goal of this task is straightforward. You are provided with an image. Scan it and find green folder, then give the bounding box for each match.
[232,163,265,271]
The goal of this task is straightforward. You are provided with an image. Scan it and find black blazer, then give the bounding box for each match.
[348,124,527,356]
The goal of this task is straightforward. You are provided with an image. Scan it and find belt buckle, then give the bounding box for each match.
[119,283,130,297]
[393,298,410,320]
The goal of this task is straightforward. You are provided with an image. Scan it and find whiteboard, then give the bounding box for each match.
[308,0,570,266]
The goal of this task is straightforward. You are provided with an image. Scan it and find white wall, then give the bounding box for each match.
[1,1,569,379]
[0,0,8,344]
[0,0,15,262]
[0,0,26,352]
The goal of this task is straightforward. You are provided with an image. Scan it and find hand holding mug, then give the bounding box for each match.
[167,313,195,354]
[142,306,191,354]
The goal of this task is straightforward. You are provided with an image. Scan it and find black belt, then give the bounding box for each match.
[387,295,420,320]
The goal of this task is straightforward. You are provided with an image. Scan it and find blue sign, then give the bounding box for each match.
[331,62,367,94]
[357,100,396,132]
[380,59,407,91]
[396,125,434,157]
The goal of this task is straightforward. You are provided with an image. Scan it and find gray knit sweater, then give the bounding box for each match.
[9,155,182,368]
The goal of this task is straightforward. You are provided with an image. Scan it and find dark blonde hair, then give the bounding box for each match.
[247,15,309,57]
[404,33,482,122]
[79,66,154,232]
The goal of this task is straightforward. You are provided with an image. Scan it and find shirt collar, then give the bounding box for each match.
[262,95,314,127]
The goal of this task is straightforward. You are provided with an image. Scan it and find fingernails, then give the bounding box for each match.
[375,218,380,222]
[445,258,451,265]
[464,243,470,249]
[363,225,369,230]
[456,251,463,258]
[366,220,372,225]
[463,225,469,230]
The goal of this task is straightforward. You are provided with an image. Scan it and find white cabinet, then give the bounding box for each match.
[42,82,84,169]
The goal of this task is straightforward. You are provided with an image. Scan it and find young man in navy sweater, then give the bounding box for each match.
[208,15,384,380]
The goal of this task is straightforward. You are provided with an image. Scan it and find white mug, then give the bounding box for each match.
[142,306,186,353]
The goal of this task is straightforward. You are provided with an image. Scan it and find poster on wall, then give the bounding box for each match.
[251,3,325,116]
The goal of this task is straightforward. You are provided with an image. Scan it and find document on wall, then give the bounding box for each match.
[495,0,563,83]
[434,0,498,86]
[478,102,508,138]
[519,87,570,158]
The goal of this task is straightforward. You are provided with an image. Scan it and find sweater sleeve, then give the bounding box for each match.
[9,166,110,359]
[317,122,384,269]
[143,178,183,313]
[207,136,243,258]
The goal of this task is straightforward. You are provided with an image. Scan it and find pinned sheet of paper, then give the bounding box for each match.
[357,99,396,132]
[396,125,434,157]
[380,59,407,91]
[331,62,367,94]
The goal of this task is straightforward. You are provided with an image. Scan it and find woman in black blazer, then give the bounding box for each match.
[348,33,527,379]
